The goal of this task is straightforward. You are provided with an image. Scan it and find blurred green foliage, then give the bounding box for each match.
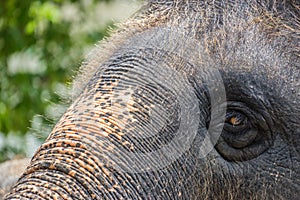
[0,0,141,162]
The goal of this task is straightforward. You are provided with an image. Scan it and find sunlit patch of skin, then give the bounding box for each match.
[55,74,160,150]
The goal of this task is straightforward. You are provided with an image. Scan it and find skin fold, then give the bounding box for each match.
[3,0,300,199]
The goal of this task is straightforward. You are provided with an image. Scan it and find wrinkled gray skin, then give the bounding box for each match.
[4,0,300,199]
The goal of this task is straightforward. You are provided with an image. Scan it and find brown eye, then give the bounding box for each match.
[228,117,241,126]
[225,111,247,127]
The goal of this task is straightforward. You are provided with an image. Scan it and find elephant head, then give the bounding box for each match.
[5,0,299,199]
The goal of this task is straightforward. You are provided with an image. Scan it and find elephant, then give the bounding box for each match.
[4,0,299,199]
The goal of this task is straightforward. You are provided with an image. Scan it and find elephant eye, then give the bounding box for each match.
[223,110,251,135]
[225,110,247,127]
[221,110,257,148]
[215,105,273,162]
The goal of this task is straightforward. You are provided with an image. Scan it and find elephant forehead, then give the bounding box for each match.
[54,75,181,141]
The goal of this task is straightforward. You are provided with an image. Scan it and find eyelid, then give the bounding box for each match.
[216,102,273,161]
